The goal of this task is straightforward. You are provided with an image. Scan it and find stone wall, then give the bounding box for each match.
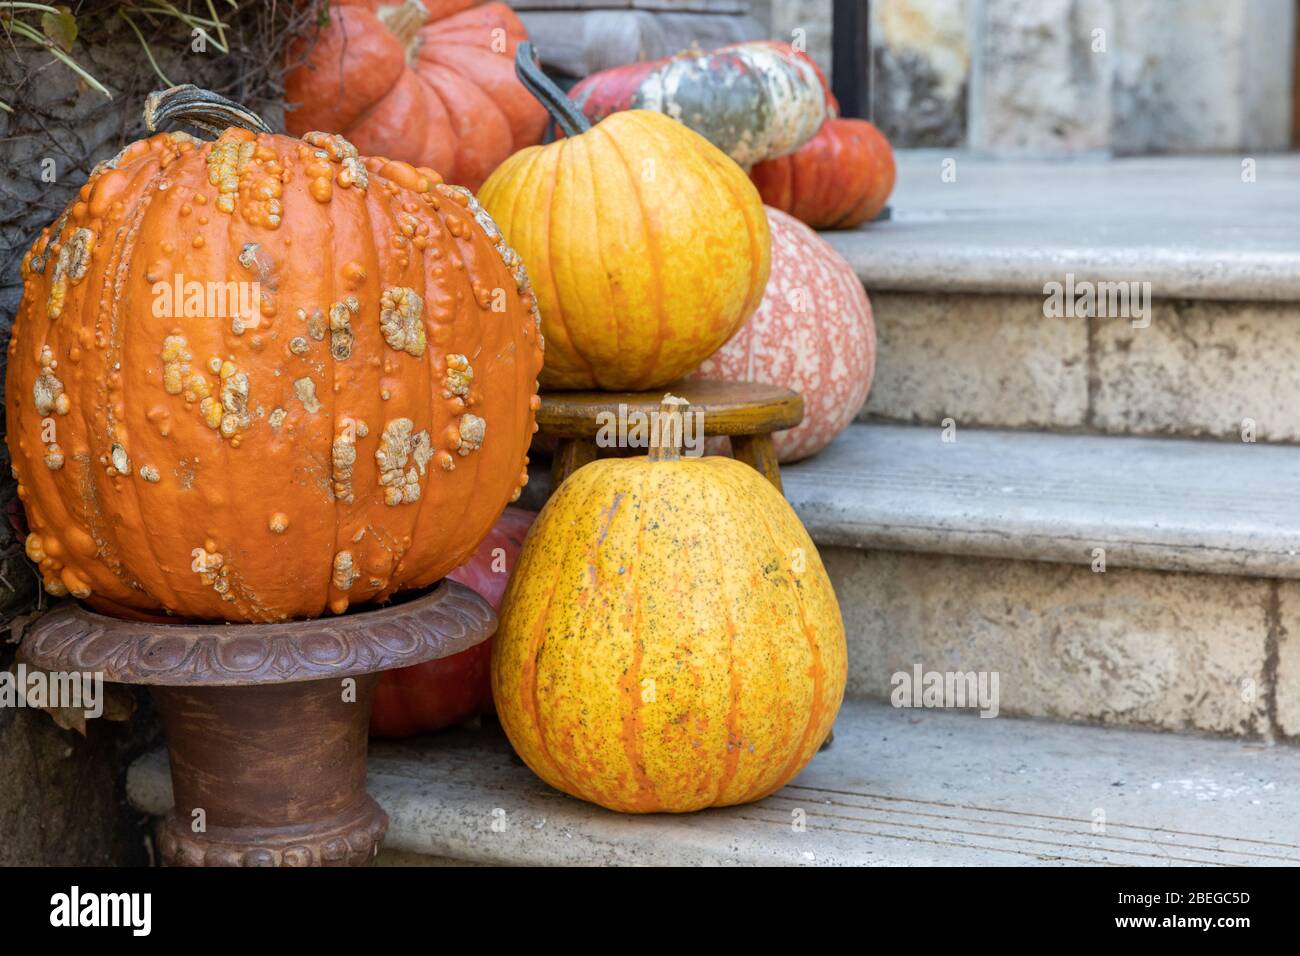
[753,0,1295,155]
[762,0,969,146]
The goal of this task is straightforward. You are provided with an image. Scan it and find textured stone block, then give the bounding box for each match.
[1092,300,1300,442]
[859,292,1089,430]
[1277,580,1300,739]
[1111,0,1295,154]
[824,547,1272,735]
[968,0,1113,155]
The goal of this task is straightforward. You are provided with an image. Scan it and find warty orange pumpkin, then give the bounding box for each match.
[6,86,544,623]
[477,44,770,391]
[284,0,548,191]
[492,396,846,813]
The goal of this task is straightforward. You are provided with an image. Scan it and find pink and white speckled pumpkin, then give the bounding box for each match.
[692,207,875,462]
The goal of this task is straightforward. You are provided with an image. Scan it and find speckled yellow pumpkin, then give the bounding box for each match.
[492,398,845,813]
[5,87,544,623]
[477,45,771,391]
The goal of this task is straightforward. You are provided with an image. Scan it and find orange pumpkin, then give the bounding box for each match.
[6,86,544,623]
[479,45,770,391]
[749,118,895,229]
[284,0,547,191]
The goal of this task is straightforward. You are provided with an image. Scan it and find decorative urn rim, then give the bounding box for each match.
[17,579,495,687]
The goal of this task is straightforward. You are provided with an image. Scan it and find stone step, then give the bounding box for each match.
[125,698,1300,866]
[521,423,1300,739]
[822,152,1300,442]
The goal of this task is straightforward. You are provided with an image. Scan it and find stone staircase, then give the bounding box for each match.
[126,150,1300,864]
[834,152,1300,443]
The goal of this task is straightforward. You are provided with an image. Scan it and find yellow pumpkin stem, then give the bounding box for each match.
[648,395,690,463]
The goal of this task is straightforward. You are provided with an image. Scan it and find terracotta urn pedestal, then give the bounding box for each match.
[17,580,495,867]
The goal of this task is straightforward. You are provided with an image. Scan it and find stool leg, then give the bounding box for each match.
[551,438,599,490]
[730,433,783,493]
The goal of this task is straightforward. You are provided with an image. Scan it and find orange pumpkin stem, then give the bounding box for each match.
[648,395,690,463]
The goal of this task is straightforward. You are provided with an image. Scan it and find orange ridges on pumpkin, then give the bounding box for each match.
[750,117,896,230]
[283,0,547,192]
[6,86,544,623]
[477,45,771,391]
[492,397,846,813]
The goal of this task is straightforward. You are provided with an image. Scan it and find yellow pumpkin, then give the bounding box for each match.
[478,45,770,391]
[492,397,845,813]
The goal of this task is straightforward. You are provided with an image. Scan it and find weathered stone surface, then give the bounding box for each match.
[129,699,1300,866]
[968,0,1113,155]
[825,152,1300,304]
[1277,581,1300,740]
[967,0,1293,156]
[1111,0,1294,154]
[1092,300,1300,442]
[763,0,968,145]
[859,291,1300,442]
[763,0,832,72]
[860,292,1089,430]
[823,547,1272,736]
[530,421,1300,581]
[871,0,968,146]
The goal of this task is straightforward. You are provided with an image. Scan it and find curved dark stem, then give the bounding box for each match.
[515,43,590,138]
[144,84,275,139]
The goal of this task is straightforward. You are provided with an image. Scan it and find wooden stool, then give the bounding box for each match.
[538,379,804,493]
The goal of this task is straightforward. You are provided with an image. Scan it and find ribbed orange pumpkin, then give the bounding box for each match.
[478,45,770,391]
[5,87,544,623]
[493,397,846,813]
[749,117,895,229]
[284,0,547,191]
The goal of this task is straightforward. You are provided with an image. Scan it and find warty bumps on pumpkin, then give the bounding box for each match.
[478,45,771,391]
[6,87,545,623]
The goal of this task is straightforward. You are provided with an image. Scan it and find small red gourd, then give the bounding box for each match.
[749,117,896,229]
[371,506,535,738]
